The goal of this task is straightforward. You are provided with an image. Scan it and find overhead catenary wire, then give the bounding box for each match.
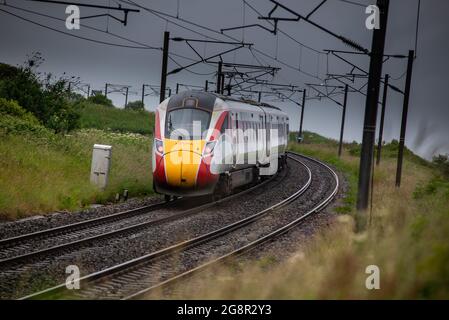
[120,0,323,81]
[106,0,110,32]
[0,3,160,50]
[1,2,216,75]
[10,0,410,101]
[120,0,223,41]
[242,0,322,54]
[252,47,323,80]
[336,0,367,8]
[414,0,421,57]
[168,55,217,76]
[0,8,155,49]
[242,1,246,42]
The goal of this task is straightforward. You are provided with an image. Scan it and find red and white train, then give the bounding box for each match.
[152,90,289,198]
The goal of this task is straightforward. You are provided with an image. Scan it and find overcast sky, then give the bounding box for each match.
[0,0,448,159]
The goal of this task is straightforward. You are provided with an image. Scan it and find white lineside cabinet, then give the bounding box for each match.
[90,144,112,189]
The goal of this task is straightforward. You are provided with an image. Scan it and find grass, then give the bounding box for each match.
[0,126,154,220]
[290,131,359,214]
[0,99,156,220]
[77,102,154,135]
[148,131,449,299]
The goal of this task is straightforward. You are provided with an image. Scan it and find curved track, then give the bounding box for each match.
[18,152,338,300]
[0,172,277,267]
[0,161,287,299]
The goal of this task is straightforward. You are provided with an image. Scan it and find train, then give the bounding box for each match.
[152,90,289,199]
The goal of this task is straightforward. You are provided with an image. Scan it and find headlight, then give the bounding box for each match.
[203,140,216,156]
[154,138,164,155]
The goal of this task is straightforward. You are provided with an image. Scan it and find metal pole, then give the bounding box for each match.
[226,84,231,96]
[376,74,389,165]
[176,83,179,94]
[141,84,145,105]
[168,88,172,97]
[105,83,108,98]
[220,74,225,94]
[395,50,415,187]
[258,91,262,103]
[356,0,390,222]
[87,85,90,98]
[338,84,349,157]
[299,89,306,137]
[205,80,209,92]
[125,87,129,107]
[216,61,222,93]
[160,31,170,103]
[68,81,71,93]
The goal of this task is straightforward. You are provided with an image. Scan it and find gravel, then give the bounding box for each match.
[0,196,165,240]
[71,154,339,299]
[0,197,213,261]
[0,157,310,299]
[163,161,349,299]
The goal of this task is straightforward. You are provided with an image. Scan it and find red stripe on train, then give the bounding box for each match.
[155,110,161,139]
[196,111,228,187]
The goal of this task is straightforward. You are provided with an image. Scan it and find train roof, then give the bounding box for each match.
[166,90,283,113]
[212,93,283,112]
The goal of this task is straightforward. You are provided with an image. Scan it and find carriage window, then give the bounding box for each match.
[165,108,211,140]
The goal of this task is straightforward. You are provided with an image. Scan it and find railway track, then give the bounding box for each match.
[0,169,278,267]
[18,152,338,300]
[0,201,170,263]
[0,160,294,299]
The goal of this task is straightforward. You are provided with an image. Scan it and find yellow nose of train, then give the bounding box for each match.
[163,139,206,187]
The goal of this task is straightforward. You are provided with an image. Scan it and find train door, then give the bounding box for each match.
[230,112,238,167]
[265,114,271,158]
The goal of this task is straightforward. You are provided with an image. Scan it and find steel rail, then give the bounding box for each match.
[1,171,278,266]
[20,156,312,300]
[125,151,339,299]
[0,201,169,247]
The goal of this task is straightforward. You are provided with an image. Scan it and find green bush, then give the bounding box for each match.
[125,100,144,111]
[432,154,449,178]
[348,141,361,156]
[0,97,37,121]
[87,93,113,107]
[68,92,86,103]
[0,54,80,133]
[0,98,50,135]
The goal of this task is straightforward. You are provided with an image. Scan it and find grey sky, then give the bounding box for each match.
[0,0,448,159]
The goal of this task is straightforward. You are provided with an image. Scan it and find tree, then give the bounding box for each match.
[0,53,80,133]
[432,154,449,178]
[125,100,144,111]
[87,93,114,107]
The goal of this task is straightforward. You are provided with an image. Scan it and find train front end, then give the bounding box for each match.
[152,91,226,197]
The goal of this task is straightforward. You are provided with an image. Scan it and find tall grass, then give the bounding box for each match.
[151,132,449,299]
[78,102,154,135]
[0,128,153,220]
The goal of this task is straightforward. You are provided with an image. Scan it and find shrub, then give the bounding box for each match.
[87,93,113,107]
[125,100,144,111]
[348,141,361,156]
[0,97,37,121]
[0,98,49,135]
[432,154,449,178]
[0,53,80,133]
[68,92,86,103]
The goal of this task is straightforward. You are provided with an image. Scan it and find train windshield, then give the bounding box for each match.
[165,108,211,140]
